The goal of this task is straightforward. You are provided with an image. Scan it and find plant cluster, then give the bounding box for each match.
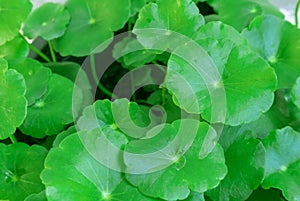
[0,0,300,200]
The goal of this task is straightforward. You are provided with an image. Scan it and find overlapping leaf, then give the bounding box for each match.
[41,130,157,201]
[217,0,283,31]
[0,58,27,139]
[53,0,130,56]
[262,127,300,201]
[125,120,227,200]
[23,3,70,40]
[0,0,32,45]
[166,22,277,125]
[0,35,29,63]
[133,0,204,51]
[243,15,300,88]
[0,143,47,201]
[207,126,265,200]
[20,74,82,138]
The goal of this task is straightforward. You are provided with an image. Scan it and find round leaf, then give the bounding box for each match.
[53,0,130,56]
[20,74,82,138]
[0,58,27,139]
[291,77,300,109]
[217,0,283,31]
[23,3,70,40]
[24,191,46,201]
[242,15,300,88]
[133,0,204,51]
[41,130,155,201]
[12,59,51,105]
[262,127,300,201]
[125,120,227,200]
[167,37,276,125]
[0,0,32,45]
[0,143,47,201]
[207,128,265,200]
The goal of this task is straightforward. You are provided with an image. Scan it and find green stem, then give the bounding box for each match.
[48,41,57,62]
[9,134,18,144]
[161,87,167,105]
[90,54,117,99]
[296,0,300,27]
[20,34,51,63]
[128,18,132,37]
[130,72,136,102]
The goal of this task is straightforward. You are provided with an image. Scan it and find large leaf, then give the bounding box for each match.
[0,58,27,139]
[242,15,300,89]
[41,130,156,201]
[217,0,283,31]
[23,3,70,40]
[292,77,300,109]
[0,35,29,63]
[11,58,52,105]
[20,74,82,138]
[262,127,300,201]
[0,0,32,45]
[133,0,204,51]
[0,143,47,201]
[207,127,265,201]
[53,0,130,56]
[166,26,276,125]
[125,120,227,200]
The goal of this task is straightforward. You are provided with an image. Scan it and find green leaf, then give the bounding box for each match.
[207,127,265,201]
[0,0,32,45]
[133,0,204,51]
[24,191,47,201]
[53,0,130,56]
[167,38,276,125]
[217,0,283,31]
[44,62,93,112]
[20,74,82,138]
[77,99,163,138]
[113,37,156,70]
[185,192,205,201]
[242,15,300,89]
[0,58,27,139]
[23,3,70,40]
[11,59,51,105]
[125,120,227,200]
[0,35,29,63]
[52,125,76,147]
[41,130,155,201]
[291,77,300,109]
[262,127,300,201]
[0,143,47,201]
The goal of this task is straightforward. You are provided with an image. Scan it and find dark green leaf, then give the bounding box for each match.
[292,77,300,109]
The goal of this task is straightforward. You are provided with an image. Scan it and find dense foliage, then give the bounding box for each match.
[0,0,300,200]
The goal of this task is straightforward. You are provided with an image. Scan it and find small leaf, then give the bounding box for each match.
[20,74,82,138]
[291,77,300,109]
[130,0,147,16]
[262,127,300,201]
[53,0,130,56]
[0,0,32,45]
[125,120,227,200]
[0,35,29,63]
[217,0,283,31]
[243,15,300,88]
[11,58,51,105]
[0,58,27,139]
[0,143,48,201]
[41,130,155,201]
[133,0,204,51]
[23,3,70,40]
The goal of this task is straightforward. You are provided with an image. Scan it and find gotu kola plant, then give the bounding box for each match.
[0,0,300,200]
